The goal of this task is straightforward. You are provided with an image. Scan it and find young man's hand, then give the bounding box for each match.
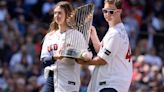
[75,51,93,64]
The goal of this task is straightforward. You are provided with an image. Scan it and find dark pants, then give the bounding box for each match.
[100,88,117,92]
[44,71,54,92]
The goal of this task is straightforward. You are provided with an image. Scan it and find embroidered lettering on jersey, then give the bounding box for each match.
[104,48,111,56]
[53,44,58,50]
[68,81,76,85]
[99,81,106,85]
[47,44,58,52]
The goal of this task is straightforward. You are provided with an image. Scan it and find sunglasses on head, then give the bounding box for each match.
[102,9,115,14]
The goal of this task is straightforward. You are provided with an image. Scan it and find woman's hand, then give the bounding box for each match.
[52,43,65,61]
[52,49,63,61]
[53,54,63,60]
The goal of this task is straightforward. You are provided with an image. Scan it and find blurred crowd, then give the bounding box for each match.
[0,0,163,92]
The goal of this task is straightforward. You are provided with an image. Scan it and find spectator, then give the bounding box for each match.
[144,47,162,67]
[9,44,33,73]
[42,0,55,15]
[0,1,9,22]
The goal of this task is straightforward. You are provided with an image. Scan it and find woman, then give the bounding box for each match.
[40,1,92,92]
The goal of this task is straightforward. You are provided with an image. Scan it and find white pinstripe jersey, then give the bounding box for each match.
[40,29,88,92]
[87,23,133,92]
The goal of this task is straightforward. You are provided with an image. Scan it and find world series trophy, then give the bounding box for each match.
[60,3,94,59]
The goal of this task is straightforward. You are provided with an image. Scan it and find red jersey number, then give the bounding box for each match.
[125,46,131,62]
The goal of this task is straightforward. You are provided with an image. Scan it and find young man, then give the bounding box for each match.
[77,0,133,92]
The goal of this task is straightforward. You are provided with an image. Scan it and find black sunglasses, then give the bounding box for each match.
[102,9,115,14]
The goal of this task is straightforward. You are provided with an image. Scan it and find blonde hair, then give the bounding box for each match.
[49,1,74,32]
[104,0,122,9]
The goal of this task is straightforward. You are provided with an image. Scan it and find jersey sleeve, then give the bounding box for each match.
[97,34,120,63]
[40,36,51,61]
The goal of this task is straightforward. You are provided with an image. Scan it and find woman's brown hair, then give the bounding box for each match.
[49,1,74,32]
